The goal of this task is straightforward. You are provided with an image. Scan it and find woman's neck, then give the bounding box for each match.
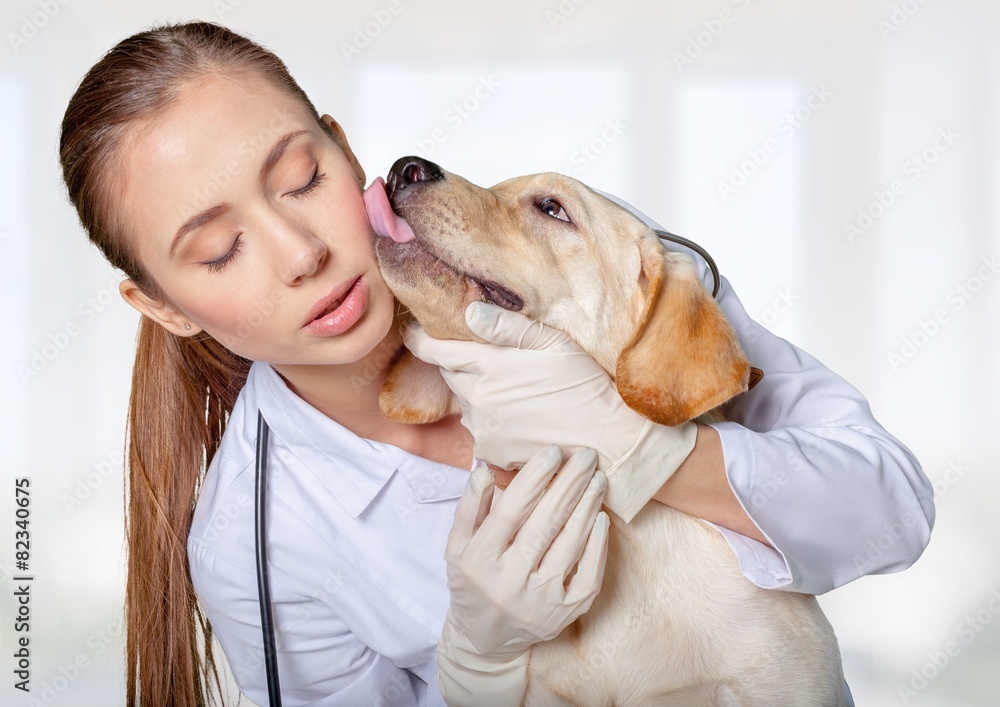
[269,325,473,468]
[272,326,405,438]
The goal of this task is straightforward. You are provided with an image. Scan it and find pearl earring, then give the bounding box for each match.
[184,323,191,331]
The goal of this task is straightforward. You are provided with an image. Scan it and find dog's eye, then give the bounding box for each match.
[539,198,570,223]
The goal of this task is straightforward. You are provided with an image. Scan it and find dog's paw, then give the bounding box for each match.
[379,349,459,424]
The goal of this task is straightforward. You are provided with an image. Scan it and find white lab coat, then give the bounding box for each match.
[188,201,932,706]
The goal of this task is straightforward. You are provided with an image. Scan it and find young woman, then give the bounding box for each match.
[59,20,933,707]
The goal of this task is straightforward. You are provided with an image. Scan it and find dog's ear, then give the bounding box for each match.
[379,349,460,424]
[615,237,751,426]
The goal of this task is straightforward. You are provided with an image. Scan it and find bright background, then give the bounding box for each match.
[1,0,998,705]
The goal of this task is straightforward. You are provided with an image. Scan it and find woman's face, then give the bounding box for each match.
[118,71,396,366]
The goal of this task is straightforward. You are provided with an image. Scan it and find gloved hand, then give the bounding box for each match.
[436,445,610,706]
[404,302,699,523]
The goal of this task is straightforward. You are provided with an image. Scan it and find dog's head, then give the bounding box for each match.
[369,156,753,426]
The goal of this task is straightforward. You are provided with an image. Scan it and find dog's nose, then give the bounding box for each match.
[386,156,444,201]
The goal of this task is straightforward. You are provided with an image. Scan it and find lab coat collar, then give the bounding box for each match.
[247,361,466,517]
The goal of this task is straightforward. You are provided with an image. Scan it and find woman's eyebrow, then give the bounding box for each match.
[171,204,230,258]
[170,129,310,257]
[259,129,309,180]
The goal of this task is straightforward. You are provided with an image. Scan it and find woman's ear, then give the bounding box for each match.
[615,237,750,426]
[119,279,201,337]
[321,114,366,186]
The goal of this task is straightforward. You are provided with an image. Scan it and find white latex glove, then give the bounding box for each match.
[403,302,699,523]
[436,445,610,706]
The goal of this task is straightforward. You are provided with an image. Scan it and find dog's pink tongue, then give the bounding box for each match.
[363,177,415,243]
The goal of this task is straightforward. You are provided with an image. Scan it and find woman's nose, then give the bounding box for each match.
[268,216,328,284]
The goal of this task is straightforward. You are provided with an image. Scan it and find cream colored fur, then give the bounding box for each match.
[374,164,847,706]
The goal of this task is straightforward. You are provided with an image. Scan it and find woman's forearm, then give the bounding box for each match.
[650,425,770,546]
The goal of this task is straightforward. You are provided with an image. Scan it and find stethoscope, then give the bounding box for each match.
[254,411,281,706]
[251,229,720,706]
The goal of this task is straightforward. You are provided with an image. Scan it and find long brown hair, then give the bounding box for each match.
[60,21,328,706]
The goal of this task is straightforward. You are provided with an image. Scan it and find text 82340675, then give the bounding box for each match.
[13,478,32,693]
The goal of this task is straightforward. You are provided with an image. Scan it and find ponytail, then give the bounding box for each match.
[124,317,249,705]
[59,21,321,704]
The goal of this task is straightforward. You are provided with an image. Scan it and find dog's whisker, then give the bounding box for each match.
[394,203,434,219]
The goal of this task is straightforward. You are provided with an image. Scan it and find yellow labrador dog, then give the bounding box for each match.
[367,156,847,706]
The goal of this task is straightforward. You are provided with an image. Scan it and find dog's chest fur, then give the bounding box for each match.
[522,503,848,707]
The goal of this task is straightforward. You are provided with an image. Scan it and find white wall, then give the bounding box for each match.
[1,0,996,704]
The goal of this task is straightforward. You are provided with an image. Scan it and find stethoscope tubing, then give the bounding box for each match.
[255,410,282,707]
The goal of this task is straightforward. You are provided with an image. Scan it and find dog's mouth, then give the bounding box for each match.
[364,177,524,312]
[471,277,523,311]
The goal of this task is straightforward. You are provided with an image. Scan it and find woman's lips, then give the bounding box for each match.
[303,276,368,336]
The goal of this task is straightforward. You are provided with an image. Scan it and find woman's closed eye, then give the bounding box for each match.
[200,161,325,272]
[284,164,326,198]
[202,234,244,273]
